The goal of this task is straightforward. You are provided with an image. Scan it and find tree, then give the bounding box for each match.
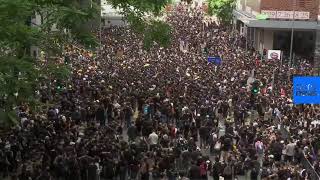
[143,20,171,49]
[207,0,235,25]
[106,0,172,49]
[0,0,99,128]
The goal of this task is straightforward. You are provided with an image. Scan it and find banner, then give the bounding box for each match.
[208,56,222,65]
[267,50,281,60]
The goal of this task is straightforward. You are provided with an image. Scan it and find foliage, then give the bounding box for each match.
[143,20,171,49]
[43,62,71,81]
[207,0,235,25]
[0,56,39,110]
[0,0,99,128]
[106,0,172,49]
[107,0,171,16]
[0,110,18,129]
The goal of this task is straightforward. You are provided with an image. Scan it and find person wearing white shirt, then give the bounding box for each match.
[285,141,296,162]
[148,131,159,151]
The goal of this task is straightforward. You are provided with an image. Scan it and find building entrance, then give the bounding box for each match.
[273,30,315,63]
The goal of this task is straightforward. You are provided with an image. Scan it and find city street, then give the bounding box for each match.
[0,0,319,180]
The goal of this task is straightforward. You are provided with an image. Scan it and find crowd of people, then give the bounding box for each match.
[0,1,320,180]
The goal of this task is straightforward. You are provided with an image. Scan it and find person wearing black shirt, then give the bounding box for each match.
[211,157,222,180]
[123,105,133,128]
[95,104,105,126]
[88,162,98,180]
[189,162,201,179]
[127,124,138,142]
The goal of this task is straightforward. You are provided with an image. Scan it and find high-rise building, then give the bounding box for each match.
[233,0,320,68]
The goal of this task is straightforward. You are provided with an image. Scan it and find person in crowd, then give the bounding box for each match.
[148,131,159,152]
[0,1,318,180]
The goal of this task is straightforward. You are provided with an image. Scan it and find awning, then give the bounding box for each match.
[233,9,318,30]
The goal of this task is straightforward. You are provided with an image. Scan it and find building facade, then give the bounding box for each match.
[233,0,320,68]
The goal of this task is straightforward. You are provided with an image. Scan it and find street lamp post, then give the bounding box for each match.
[289,0,295,67]
[99,2,102,59]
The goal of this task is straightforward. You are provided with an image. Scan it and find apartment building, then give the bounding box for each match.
[233,0,320,67]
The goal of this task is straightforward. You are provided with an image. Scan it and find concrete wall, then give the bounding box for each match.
[103,17,127,27]
[315,28,320,73]
[254,28,260,52]
[245,0,261,13]
[237,0,260,16]
[254,28,273,54]
[263,29,274,50]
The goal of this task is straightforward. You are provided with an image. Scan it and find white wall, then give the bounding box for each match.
[101,0,122,17]
[103,17,127,27]
[255,28,274,54]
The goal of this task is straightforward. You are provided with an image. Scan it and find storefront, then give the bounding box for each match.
[233,9,318,63]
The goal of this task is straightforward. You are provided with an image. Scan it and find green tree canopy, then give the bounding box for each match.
[106,0,172,48]
[207,0,235,25]
[0,0,99,127]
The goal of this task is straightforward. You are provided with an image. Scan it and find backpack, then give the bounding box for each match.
[223,165,232,176]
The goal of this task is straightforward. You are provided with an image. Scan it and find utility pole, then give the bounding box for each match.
[289,0,295,67]
[245,26,248,51]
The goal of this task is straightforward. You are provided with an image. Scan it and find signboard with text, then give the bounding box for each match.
[208,56,222,65]
[293,76,320,104]
[261,10,310,20]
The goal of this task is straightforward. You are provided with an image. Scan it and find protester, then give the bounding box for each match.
[0,1,319,180]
